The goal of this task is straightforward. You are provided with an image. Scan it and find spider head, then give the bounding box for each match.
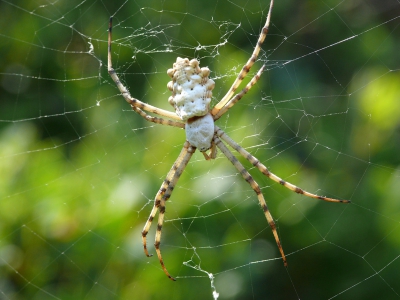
[167,57,215,121]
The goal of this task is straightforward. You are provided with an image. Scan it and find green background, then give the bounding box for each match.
[1,0,400,299]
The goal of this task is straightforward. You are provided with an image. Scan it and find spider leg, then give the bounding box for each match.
[141,150,183,255]
[214,135,287,266]
[108,17,182,121]
[141,141,196,281]
[131,106,185,128]
[211,0,274,116]
[213,65,265,121]
[215,126,350,203]
[141,179,169,258]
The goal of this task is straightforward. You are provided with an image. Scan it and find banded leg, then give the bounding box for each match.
[211,0,274,115]
[213,65,265,121]
[108,17,181,121]
[141,142,193,256]
[141,141,196,280]
[131,106,185,128]
[215,126,350,203]
[141,178,169,257]
[214,135,287,266]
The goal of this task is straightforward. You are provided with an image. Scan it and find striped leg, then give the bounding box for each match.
[141,178,169,257]
[211,0,274,115]
[214,135,287,266]
[213,65,265,121]
[131,106,185,128]
[141,141,196,280]
[108,17,182,122]
[215,126,350,203]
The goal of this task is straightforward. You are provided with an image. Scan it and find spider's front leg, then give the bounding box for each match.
[213,134,287,266]
[141,141,195,281]
[215,126,350,204]
[141,182,168,258]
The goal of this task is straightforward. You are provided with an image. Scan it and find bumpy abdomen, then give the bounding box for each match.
[167,57,215,121]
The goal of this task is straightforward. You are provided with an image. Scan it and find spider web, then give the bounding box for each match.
[1,0,400,299]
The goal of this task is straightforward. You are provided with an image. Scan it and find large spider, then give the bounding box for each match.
[108,0,349,281]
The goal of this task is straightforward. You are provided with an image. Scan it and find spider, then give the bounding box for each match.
[107,0,349,281]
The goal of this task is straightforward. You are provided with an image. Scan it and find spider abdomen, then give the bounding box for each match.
[185,113,214,152]
[167,57,215,121]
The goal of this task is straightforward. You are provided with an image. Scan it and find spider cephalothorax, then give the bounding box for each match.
[108,0,349,281]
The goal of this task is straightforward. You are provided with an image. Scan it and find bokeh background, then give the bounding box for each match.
[1,0,400,299]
